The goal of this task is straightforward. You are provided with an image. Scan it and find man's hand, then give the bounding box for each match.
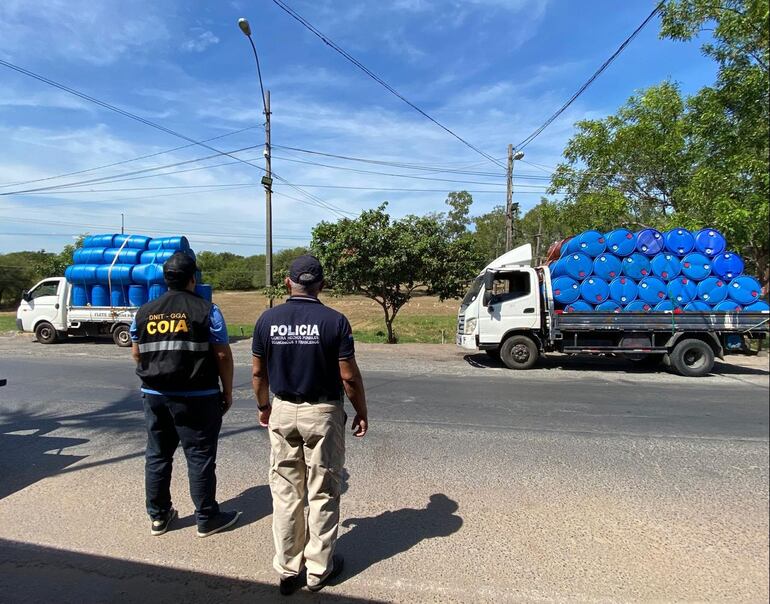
[351,413,368,438]
[221,391,233,415]
[258,405,271,428]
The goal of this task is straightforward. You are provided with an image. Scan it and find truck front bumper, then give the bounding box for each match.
[456,334,477,350]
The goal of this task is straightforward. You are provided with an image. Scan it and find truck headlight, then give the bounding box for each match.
[464,318,477,334]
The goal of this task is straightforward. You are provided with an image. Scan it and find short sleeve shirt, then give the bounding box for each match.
[252,296,354,401]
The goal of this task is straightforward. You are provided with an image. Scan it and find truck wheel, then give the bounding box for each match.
[500,335,539,370]
[34,321,58,344]
[113,324,132,348]
[670,339,714,377]
[485,349,501,361]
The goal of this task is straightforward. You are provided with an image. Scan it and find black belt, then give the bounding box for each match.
[275,394,340,404]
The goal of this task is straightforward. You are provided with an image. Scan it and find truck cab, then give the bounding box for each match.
[16,277,69,342]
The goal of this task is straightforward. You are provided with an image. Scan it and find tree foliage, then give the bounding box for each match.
[311,201,483,343]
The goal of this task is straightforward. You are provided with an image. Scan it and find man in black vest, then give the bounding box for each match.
[130,252,240,537]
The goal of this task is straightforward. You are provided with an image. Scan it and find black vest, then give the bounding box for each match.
[134,289,219,392]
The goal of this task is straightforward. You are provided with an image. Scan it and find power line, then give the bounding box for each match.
[270,0,505,170]
[0,124,263,190]
[513,1,664,152]
[0,58,344,219]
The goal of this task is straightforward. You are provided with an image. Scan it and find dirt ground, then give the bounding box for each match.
[212,291,458,328]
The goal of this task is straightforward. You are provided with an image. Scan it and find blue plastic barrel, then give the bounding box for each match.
[574,230,606,258]
[561,252,593,280]
[681,253,712,280]
[624,300,651,312]
[82,234,115,248]
[605,228,637,257]
[195,284,213,302]
[132,264,166,285]
[694,228,726,257]
[712,251,744,280]
[636,228,665,256]
[697,277,728,304]
[102,248,143,264]
[70,285,89,306]
[128,285,148,307]
[65,264,99,284]
[148,236,190,251]
[549,259,565,277]
[638,276,668,304]
[560,237,577,257]
[684,300,712,312]
[609,276,638,304]
[113,234,151,250]
[563,300,594,312]
[552,276,581,304]
[580,277,609,304]
[650,253,682,280]
[654,300,676,311]
[91,284,110,306]
[713,300,742,312]
[73,247,106,264]
[727,276,761,304]
[596,300,621,313]
[622,253,651,280]
[593,253,622,280]
[667,277,698,304]
[744,300,770,312]
[664,228,695,256]
[110,287,128,307]
[148,284,168,301]
[95,264,134,285]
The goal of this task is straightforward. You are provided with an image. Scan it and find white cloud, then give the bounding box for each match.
[0,0,169,65]
[181,30,220,53]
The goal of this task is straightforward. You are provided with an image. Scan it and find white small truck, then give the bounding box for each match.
[456,245,769,377]
[16,276,135,347]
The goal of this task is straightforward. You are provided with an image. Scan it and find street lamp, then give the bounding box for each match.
[238,17,273,306]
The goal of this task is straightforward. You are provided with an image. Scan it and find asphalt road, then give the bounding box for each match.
[0,351,768,602]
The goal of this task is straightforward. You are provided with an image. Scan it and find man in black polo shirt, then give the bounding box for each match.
[252,255,368,595]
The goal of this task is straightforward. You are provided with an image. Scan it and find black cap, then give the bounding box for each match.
[289,254,324,285]
[163,251,197,282]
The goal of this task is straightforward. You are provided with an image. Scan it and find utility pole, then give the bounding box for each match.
[534,213,543,264]
[505,146,525,252]
[505,144,513,252]
[121,213,124,235]
[262,90,274,307]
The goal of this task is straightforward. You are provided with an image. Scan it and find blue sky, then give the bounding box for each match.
[0,0,717,255]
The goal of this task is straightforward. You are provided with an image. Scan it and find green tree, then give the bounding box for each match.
[516,198,564,264]
[472,205,506,262]
[311,203,482,343]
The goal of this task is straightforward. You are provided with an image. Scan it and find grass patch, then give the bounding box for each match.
[0,314,18,332]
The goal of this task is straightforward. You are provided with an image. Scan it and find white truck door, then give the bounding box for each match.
[19,279,65,331]
[478,268,539,345]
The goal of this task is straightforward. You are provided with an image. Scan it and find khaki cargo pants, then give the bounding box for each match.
[268,396,346,586]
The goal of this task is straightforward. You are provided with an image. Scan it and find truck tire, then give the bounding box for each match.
[34,321,58,344]
[500,335,539,370]
[670,339,714,377]
[113,324,132,348]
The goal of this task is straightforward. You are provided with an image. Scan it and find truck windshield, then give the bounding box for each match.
[461,276,484,306]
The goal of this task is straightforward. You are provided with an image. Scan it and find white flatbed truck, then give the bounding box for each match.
[16,276,135,347]
[456,245,769,377]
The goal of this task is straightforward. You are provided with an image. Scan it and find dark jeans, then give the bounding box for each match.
[143,393,223,527]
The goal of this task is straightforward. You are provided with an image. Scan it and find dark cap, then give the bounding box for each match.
[163,251,197,282]
[289,254,324,285]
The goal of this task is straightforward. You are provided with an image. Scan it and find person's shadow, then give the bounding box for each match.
[176,485,273,530]
[334,493,462,581]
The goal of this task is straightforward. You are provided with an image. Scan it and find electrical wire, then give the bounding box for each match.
[270,0,506,170]
[513,1,665,152]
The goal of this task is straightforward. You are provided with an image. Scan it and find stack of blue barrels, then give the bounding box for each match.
[549,227,768,313]
[64,234,214,307]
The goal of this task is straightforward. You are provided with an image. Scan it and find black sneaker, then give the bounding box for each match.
[279,574,303,596]
[307,555,344,592]
[196,510,241,538]
[150,508,177,536]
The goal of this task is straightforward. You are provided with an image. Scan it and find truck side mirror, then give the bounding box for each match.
[21,291,31,302]
[482,272,496,307]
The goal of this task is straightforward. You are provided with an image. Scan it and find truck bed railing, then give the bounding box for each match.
[554,311,770,333]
